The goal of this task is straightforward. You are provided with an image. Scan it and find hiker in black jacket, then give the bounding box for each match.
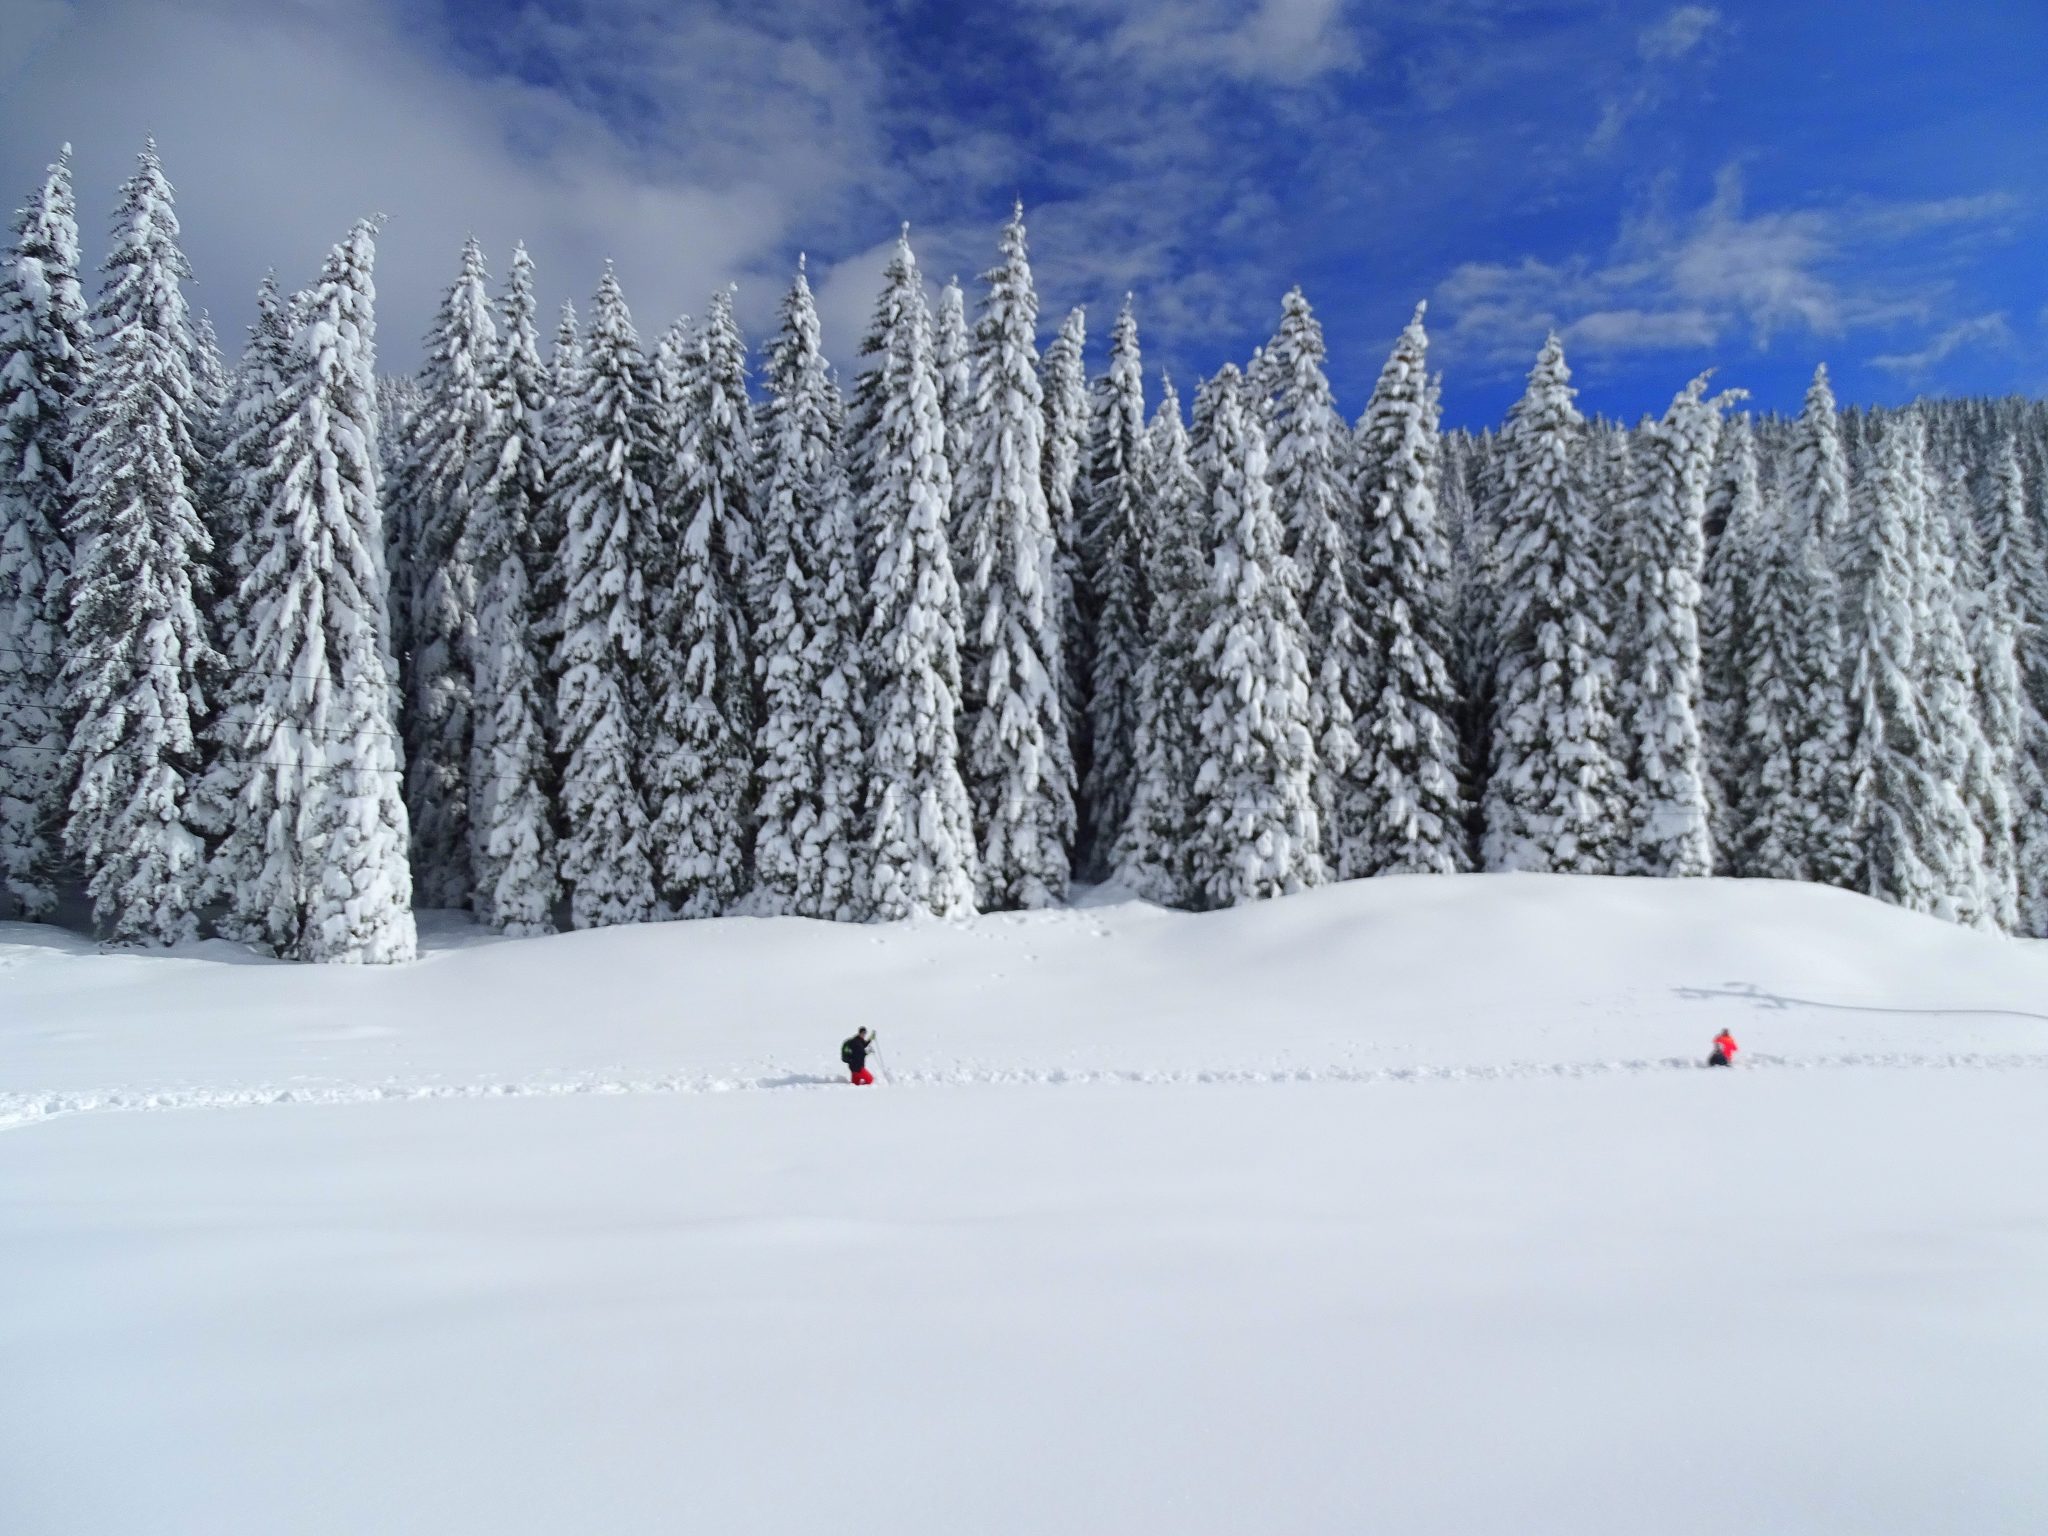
[841,1028,876,1085]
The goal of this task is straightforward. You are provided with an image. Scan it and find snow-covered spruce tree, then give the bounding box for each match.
[551,267,658,928]
[464,242,557,934]
[1585,421,1634,711]
[190,274,297,865]
[751,258,865,920]
[1983,440,2048,934]
[1186,365,1323,907]
[1841,414,1976,920]
[188,310,231,594]
[651,315,692,442]
[1446,432,1504,842]
[1243,340,1285,446]
[204,279,294,619]
[1480,335,1621,874]
[1077,297,1149,878]
[1349,302,1468,877]
[955,204,1074,908]
[398,238,498,910]
[531,302,580,667]
[1947,489,2021,932]
[645,290,756,918]
[210,222,416,963]
[853,229,976,919]
[378,372,421,674]
[1730,472,1849,882]
[1039,305,1089,760]
[1264,288,1366,868]
[1727,481,1805,880]
[1792,365,1852,556]
[60,141,216,946]
[1698,415,1758,866]
[0,147,93,919]
[1915,469,1998,930]
[933,277,974,507]
[189,310,228,423]
[1116,375,1206,905]
[1784,364,1860,887]
[1611,374,1731,878]
[1784,521,1855,893]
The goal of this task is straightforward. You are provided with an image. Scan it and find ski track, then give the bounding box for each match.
[4,1051,2048,1135]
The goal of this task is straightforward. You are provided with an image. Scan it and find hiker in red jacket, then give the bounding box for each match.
[1708,1029,1738,1068]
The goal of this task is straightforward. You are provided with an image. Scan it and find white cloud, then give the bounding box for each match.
[0,0,1368,381]
[1871,313,2011,377]
[1639,6,1721,62]
[0,0,897,369]
[1434,164,2014,373]
[1060,0,1367,85]
[1568,307,1719,352]
[1589,5,1723,152]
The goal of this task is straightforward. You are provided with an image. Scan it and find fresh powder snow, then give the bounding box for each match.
[4,874,2046,1535]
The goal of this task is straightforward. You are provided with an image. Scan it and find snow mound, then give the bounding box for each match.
[3,873,2044,1113]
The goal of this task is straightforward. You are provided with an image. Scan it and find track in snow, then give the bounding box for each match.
[6,1050,2048,1135]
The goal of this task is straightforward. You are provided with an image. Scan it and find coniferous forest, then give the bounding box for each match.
[4,142,2046,963]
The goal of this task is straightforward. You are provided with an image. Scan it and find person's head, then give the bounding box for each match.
[858,1028,870,1040]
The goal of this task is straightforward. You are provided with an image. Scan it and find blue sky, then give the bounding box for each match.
[3,0,2043,426]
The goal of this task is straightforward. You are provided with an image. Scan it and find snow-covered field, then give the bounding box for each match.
[5,874,2048,1534]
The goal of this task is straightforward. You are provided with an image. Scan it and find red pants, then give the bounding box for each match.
[850,1068,874,1086]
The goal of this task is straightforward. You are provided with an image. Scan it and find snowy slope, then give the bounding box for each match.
[4,875,2047,1535]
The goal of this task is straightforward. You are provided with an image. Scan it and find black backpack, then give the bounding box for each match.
[840,1037,857,1067]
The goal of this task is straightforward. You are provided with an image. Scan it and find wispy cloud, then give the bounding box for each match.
[1871,312,2011,377]
[1590,4,1723,152]
[1639,5,1722,62]
[1030,0,1368,85]
[1112,0,1367,84]
[1434,164,2016,373]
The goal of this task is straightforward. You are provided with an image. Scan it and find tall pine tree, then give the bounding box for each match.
[1612,375,1730,877]
[212,222,416,962]
[933,277,974,512]
[62,141,216,945]
[1481,336,1621,874]
[955,204,1073,909]
[1265,288,1366,868]
[1841,414,1976,920]
[1785,364,1860,885]
[1983,440,2048,935]
[466,242,558,934]
[191,273,296,876]
[1947,485,2021,931]
[1349,303,1468,876]
[1077,298,1148,878]
[528,299,581,730]
[1186,366,1323,907]
[854,229,976,919]
[752,258,865,920]
[551,267,658,928]
[1117,375,1206,905]
[0,147,92,918]
[1729,469,1851,883]
[1917,467,1998,929]
[399,238,497,910]
[645,291,756,918]
[1039,305,1089,765]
